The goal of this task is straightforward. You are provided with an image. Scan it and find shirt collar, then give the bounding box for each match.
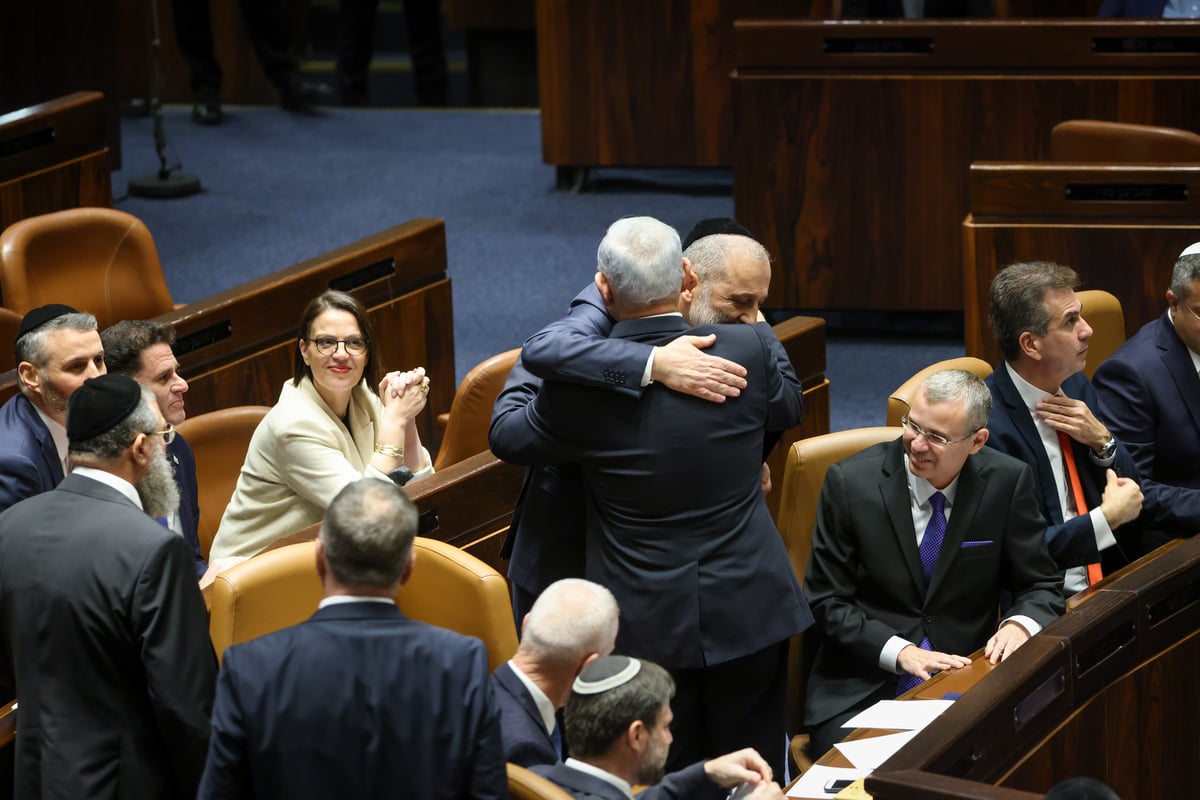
[1005,361,1060,414]
[318,595,396,608]
[31,404,69,468]
[1168,308,1200,373]
[563,759,633,799]
[71,466,142,509]
[507,660,557,735]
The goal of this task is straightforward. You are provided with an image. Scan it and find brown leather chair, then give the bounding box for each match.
[175,405,271,562]
[0,207,176,329]
[0,306,20,372]
[1077,289,1125,379]
[776,427,904,765]
[209,537,518,668]
[506,764,573,800]
[1050,120,1200,163]
[886,357,994,427]
[433,347,520,470]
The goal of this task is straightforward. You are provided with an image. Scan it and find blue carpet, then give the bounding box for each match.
[113,106,964,432]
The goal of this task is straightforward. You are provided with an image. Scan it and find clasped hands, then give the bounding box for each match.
[379,367,430,417]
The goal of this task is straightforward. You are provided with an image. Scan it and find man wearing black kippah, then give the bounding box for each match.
[0,304,106,514]
[0,374,216,799]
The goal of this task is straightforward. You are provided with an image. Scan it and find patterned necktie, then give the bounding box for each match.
[898,491,946,696]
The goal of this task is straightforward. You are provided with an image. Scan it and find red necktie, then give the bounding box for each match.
[1057,431,1104,585]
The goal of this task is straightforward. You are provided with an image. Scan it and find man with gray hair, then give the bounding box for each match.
[803,370,1063,757]
[0,373,216,798]
[533,655,784,800]
[984,261,1143,593]
[1094,244,1200,541]
[199,479,505,799]
[0,304,106,513]
[491,215,809,777]
[492,578,619,767]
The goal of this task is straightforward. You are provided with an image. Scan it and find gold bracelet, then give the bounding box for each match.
[374,443,405,458]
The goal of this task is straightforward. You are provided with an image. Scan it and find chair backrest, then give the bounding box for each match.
[0,207,174,329]
[506,764,574,800]
[176,405,271,561]
[0,306,19,372]
[1050,120,1200,163]
[433,347,521,471]
[208,537,518,668]
[886,357,994,427]
[776,427,904,734]
[1077,289,1125,379]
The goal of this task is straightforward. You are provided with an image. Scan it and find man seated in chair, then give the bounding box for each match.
[493,577,619,767]
[102,319,245,586]
[803,370,1063,757]
[198,478,505,799]
[0,304,105,513]
[534,656,784,800]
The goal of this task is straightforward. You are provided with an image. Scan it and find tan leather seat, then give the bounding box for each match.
[176,406,271,562]
[0,207,175,329]
[776,427,904,762]
[886,357,993,427]
[1051,120,1200,163]
[1077,289,1125,379]
[434,347,521,470]
[507,764,573,800]
[209,537,519,668]
[0,306,19,372]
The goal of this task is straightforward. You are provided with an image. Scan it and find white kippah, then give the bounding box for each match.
[572,656,641,695]
[1180,242,1200,258]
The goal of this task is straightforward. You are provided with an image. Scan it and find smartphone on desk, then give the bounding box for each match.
[824,778,854,794]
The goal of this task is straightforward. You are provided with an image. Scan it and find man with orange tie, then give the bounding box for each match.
[984,261,1144,595]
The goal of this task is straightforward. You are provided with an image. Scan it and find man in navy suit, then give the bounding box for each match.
[984,262,1144,595]
[1094,246,1200,540]
[198,478,505,799]
[493,578,619,767]
[491,216,809,778]
[533,656,784,800]
[1099,0,1200,18]
[0,305,105,514]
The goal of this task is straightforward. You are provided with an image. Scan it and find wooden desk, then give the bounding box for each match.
[0,93,112,241]
[964,162,1200,366]
[733,20,1200,312]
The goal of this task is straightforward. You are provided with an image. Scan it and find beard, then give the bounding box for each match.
[633,737,669,786]
[38,371,71,420]
[137,445,181,521]
[687,284,734,326]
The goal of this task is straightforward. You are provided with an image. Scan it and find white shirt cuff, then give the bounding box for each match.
[641,351,654,387]
[1000,614,1041,638]
[1089,506,1117,551]
[881,635,913,674]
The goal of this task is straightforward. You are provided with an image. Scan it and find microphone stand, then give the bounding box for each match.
[127,0,202,198]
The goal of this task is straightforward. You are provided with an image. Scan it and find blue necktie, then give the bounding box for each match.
[898,491,946,696]
[549,723,564,761]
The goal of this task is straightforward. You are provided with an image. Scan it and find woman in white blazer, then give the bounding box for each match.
[210,290,434,558]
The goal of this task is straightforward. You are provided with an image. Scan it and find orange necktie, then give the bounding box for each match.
[1057,431,1104,585]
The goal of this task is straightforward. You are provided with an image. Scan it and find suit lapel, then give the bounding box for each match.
[1158,315,1200,434]
[496,665,551,737]
[880,442,926,597]
[994,366,1062,523]
[18,397,64,484]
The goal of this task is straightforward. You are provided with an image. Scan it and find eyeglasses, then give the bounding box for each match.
[1181,303,1200,323]
[148,424,176,445]
[305,337,368,356]
[901,415,976,447]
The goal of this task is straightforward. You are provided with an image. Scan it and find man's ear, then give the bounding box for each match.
[16,362,39,393]
[398,550,417,586]
[315,538,327,581]
[968,427,990,454]
[1018,330,1041,361]
[129,432,153,469]
[1167,289,1179,308]
[625,720,647,755]
[681,258,698,294]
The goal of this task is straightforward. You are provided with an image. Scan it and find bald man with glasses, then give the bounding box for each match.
[802,369,1062,758]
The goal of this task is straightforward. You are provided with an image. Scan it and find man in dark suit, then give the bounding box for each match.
[0,304,105,514]
[1099,0,1199,18]
[1094,246,1200,540]
[493,578,619,767]
[198,478,505,799]
[534,656,784,800]
[490,216,810,777]
[984,261,1143,594]
[803,370,1064,757]
[0,374,216,798]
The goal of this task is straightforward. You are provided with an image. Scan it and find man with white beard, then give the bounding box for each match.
[0,374,216,799]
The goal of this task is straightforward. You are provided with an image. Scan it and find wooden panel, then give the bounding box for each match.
[963,163,1200,366]
[733,20,1200,311]
[537,0,799,168]
[0,93,113,237]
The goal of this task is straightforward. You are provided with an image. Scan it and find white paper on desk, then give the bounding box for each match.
[841,698,954,731]
[833,729,920,770]
[786,765,871,799]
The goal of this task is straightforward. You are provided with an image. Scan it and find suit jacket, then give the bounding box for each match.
[491,314,811,669]
[197,602,506,800]
[1093,312,1200,535]
[803,440,1064,727]
[0,394,63,515]
[1099,0,1169,15]
[0,473,216,800]
[211,378,433,559]
[169,434,207,577]
[533,760,710,800]
[491,662,559,768]
[985,366,1139,572]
